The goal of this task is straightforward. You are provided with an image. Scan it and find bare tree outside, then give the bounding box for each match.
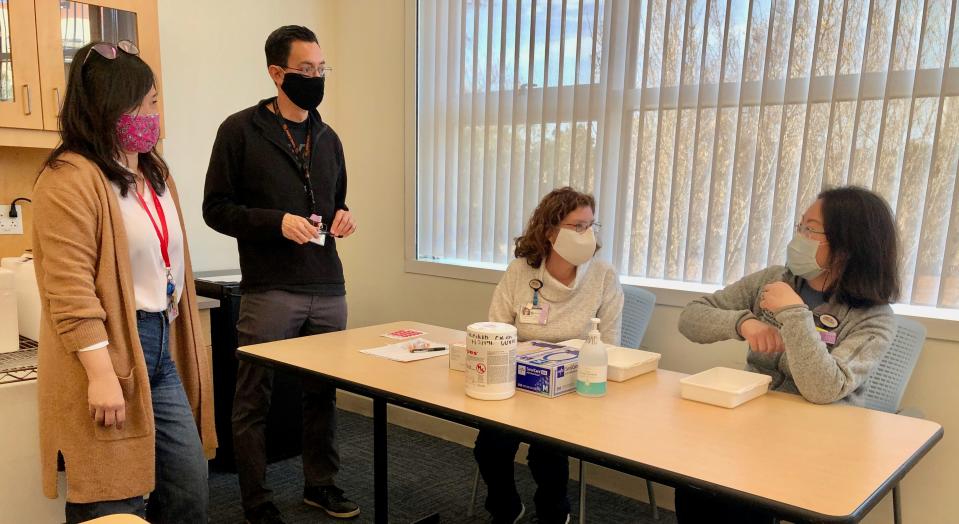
[418,0,959,308]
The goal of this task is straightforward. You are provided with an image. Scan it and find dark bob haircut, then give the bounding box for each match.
[819,186,900,307]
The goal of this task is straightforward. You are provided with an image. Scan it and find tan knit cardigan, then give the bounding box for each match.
[32,152,217,503]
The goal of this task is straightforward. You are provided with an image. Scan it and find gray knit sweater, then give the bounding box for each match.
[489,258,624,346]
[678,266,895,405]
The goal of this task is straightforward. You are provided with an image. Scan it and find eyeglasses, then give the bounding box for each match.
[561,221,601,234]
[81,40,140,69]
[795,222,826,238]
[284,65,333,78]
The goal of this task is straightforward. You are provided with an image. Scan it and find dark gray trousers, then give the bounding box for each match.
[231,290,348,511]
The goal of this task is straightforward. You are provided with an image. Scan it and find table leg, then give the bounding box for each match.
[374,397,388,524]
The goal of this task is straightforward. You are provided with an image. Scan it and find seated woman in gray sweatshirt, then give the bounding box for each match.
[475,187,623,524]
[675,186,901,524]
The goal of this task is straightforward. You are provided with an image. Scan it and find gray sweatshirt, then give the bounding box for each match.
[678,266,894,405]
[489,258,624,345]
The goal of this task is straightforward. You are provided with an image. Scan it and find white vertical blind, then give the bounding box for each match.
[417,0,959,309]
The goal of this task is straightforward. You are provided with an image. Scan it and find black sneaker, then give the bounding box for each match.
[244,502,286,524]
[303,485,361,519]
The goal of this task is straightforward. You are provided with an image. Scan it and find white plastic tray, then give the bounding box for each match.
[680,367,772,408]
[559,339,661,382]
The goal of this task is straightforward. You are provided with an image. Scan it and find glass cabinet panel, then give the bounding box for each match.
[60,1,137,78]
[0,0,13,102]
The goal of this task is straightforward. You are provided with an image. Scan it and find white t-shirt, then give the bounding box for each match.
[111,180,185,313]
[78,175,186,352]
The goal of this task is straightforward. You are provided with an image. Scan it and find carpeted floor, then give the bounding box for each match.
[209,409,676,523]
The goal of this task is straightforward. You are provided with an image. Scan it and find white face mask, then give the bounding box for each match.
[552,227,596,266]
[786,235,825,280]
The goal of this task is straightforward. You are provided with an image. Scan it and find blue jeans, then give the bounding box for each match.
[65,311,209,524]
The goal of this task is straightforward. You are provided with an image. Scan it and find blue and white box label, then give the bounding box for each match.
[516,342,580,398]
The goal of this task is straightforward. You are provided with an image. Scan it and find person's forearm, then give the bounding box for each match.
[678,299,751,343]
[777,308,850,404]
[202,198,285,241]
[77,347,115,380]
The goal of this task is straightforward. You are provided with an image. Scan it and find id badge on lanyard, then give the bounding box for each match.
[519,272,550,325]
[164,269,178,322]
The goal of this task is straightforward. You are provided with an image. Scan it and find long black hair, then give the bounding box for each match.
[819,186,901,307]
[43,41,168,197]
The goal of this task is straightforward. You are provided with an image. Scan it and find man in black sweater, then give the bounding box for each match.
[202,26,358,524]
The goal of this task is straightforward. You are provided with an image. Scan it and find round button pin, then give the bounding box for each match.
[819,314,839,329]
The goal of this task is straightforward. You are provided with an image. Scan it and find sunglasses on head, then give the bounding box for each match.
[81,40,140,68]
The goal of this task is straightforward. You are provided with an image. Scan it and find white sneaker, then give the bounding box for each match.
[513,503,526,524]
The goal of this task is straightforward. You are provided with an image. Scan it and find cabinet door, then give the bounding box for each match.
[35,0,163,132]
[0,0,43,129]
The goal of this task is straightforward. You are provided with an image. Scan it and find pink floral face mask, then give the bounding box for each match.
[116,113,160,153]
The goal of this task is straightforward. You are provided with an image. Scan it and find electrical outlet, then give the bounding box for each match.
[0,205,23,235]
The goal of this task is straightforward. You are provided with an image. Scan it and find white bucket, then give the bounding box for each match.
[0,268,19,353]
[465,322,518,400]
[1,255,40,341]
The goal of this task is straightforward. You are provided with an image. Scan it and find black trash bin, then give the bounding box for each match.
[195,271,304,472]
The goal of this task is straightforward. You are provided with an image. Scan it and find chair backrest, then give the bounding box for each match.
[863,316,926,413]
[620,286,657,349]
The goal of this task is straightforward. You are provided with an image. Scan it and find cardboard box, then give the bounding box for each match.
[449,342,466,371]
[515,341,580,398]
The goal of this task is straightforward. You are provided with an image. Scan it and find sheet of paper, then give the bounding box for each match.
[360,338,449,362]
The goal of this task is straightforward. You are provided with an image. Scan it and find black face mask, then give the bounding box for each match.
[281,72,325,110]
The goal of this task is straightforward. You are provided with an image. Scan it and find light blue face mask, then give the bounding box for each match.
[786,235,825,279]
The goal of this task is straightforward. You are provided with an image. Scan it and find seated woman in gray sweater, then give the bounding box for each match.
[475,187,623,524]
[675,186,901,524]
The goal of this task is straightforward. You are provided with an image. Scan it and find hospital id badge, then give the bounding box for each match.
[816,327,837,345]
[308,214,326,246]
[519,302,549,325]
[166,298,179,323]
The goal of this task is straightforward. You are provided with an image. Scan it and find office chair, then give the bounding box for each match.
[862,316,927,524]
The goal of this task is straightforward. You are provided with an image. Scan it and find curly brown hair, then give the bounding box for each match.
[514,187,597,268]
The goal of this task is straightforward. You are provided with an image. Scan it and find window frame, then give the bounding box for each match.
[403,0,959,341]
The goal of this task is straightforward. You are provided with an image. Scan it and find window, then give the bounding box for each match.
[415,0,959,310]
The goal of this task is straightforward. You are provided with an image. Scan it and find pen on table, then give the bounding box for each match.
[409,346,448,353]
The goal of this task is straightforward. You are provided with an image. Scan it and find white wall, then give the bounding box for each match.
[157,1,956,522]
[157,0,338,272]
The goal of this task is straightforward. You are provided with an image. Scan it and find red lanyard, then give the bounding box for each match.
[133,183,171,270]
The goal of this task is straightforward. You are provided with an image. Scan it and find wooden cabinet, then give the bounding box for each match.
[0,0,43,131]
[199,307,213,362]
[0,0,162,148]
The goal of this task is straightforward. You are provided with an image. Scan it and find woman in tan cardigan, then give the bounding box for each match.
[33,41,215,523]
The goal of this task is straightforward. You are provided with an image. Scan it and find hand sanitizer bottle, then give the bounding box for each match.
[576,317,607,397]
